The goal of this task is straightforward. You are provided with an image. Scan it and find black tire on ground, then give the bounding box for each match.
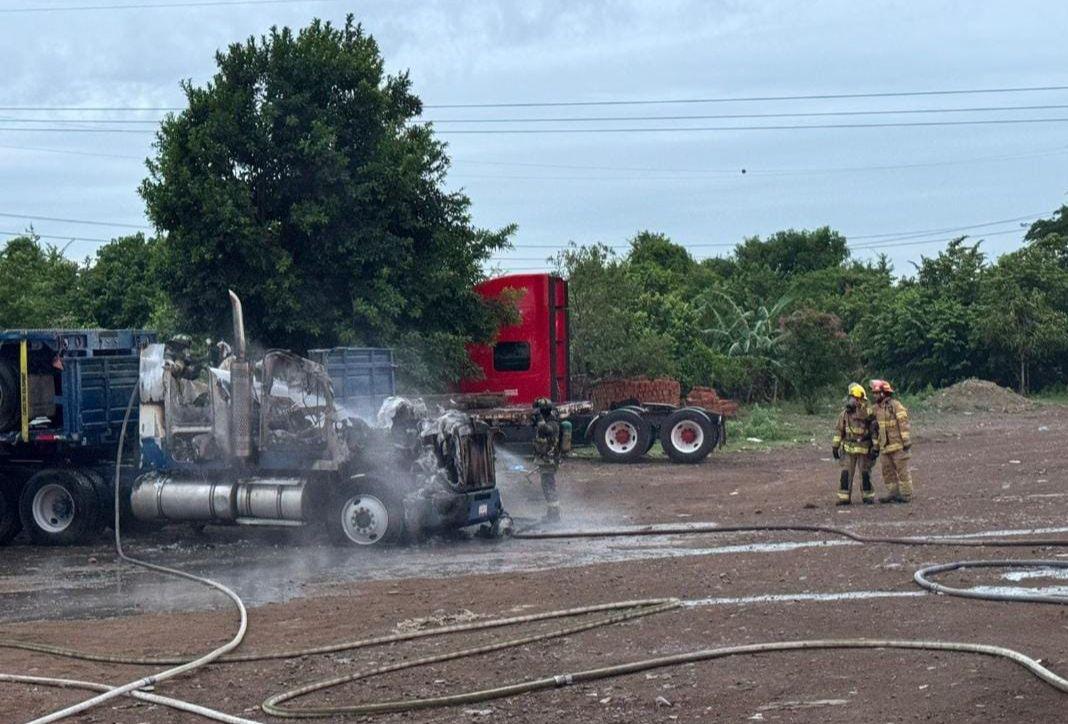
[18,468,104,546]
[593,409,653,463]
[0,361,18,433]
[659,408,717,464]
[325,478,405,547]
[0,481,21,545]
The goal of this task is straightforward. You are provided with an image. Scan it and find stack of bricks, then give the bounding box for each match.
[591,377,682,411]
[685,386,739,417]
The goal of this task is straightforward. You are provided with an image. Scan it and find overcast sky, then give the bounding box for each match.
[1,0,1066,277]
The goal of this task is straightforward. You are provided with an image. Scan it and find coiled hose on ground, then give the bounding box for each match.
[6,520,1068,719]
[2,388,257,724]
[3,387,1068,721]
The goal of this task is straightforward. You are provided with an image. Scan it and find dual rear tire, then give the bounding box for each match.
[593,407,718,464]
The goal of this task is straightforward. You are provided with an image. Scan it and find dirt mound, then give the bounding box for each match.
[928,378,1034,413]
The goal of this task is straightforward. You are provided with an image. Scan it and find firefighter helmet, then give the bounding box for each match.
[848,383,866,399]
[533,397,554,412]
[870,379,894,394]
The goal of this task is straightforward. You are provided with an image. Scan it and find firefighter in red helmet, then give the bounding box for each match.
[870,379,914,503]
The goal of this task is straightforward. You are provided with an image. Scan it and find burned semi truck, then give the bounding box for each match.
[0,293,502,547]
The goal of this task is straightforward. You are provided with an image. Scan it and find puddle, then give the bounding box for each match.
[684,590,925,607]
[4,516,1068,623]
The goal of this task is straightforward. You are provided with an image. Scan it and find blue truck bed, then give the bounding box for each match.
[0,329,153,452]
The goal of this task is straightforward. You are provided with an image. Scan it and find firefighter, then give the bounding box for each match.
[832,383,876,505]
[532,397,562,523]
[870,379,913,503]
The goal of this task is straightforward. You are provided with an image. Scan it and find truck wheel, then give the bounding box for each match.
[19,469,104,546]
[0,483,21,545]
[0,361,18,433]
[660,408,717,464]
[593,409,652,463]
[328,479,404,547]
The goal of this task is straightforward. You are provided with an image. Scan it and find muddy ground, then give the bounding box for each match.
[3,404,1068,723]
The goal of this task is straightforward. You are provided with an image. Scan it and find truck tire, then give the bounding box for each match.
[0,482,21,545]
[593,409,652,463]
[19,469,104,546]
[0,361,18,433]
[660,408,717,464]
[327,479,405,547]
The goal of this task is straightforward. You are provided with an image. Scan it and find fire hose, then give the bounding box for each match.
[2,388,257,724]
[6,524,1068,720]
[4,387,1068,721]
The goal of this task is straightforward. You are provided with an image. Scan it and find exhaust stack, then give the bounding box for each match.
[228,290,253,460]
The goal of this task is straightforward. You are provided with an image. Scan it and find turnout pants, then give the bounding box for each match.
[538,464,559,509]
[880,450,914,501]
[838,452,874,503]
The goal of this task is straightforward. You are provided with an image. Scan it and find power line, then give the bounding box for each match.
[8,101,1068,125]
[427,104,1068,124]
[1,229,111,243]
[450,146,1068,177]
[425,84,1068,109]
[435,117,1068,134]
[0,128,150,134]
[0,211,148,229]
[9,116,1068,136]
[0,106,181,112]
[0,117,161,124]
[845,213,1043,241]
[0,0,342,13]
[6,84,1068,113]
[501,214,1045,249]
[0,143,144,160]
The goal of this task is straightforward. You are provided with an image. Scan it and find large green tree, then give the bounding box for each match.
[140,16,511,386]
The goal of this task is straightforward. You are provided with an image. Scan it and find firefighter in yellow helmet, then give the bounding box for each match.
[831,383,876,504]
[870,379,914,503]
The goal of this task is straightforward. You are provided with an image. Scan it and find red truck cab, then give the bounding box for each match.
[462,274,570,405]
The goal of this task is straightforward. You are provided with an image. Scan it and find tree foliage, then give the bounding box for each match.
[779,308,855,413]
[0,235,87,328]
[139,16,510,387]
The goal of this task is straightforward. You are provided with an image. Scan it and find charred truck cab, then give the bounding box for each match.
[130,292,502,546]
[0,293,502,547]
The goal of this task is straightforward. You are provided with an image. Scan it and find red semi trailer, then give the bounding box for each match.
[462,274,726,464]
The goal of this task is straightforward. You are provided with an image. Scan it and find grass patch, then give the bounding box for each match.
[725,403,830,452]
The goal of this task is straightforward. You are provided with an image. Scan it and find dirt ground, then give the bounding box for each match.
[3,403,1068,723]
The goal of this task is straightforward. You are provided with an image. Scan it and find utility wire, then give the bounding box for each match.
[426,103,1068,124]
[435,117,1068,134]
[491,224,1036,262]
[0,211,148,229]
[450,146,1068,176]
[0,143,144,160]
[5,84,1068,113]
[8,116,1068,135]
[1,229,112,243]
[499,214,1044,250]
[0,0,342,13]
[7,102,1068,125]
[424,84,1068,109]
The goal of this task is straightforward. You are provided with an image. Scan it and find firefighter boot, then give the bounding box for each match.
[836,470,851,505]
[861,471,875,504]
[544,502,561,523]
